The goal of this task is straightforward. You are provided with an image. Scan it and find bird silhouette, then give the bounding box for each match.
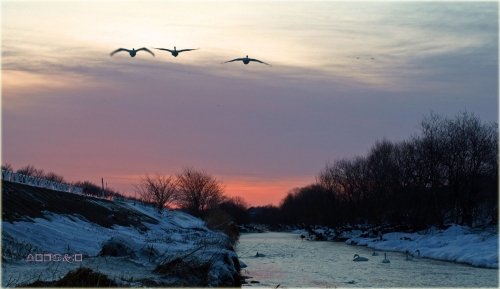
[223,55,271,66]
[353,254,369,261]
[154,46,198,57]
[382,252,390,263]
[110,48,155,57]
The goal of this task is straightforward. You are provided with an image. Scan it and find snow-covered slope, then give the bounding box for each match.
[345,225,498,269]
[2,181,240,286]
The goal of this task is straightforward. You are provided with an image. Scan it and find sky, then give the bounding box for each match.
[2,1,498,206]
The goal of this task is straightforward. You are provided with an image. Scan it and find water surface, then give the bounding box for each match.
[237,232,498,287]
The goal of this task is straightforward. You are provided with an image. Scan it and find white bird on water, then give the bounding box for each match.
[223,55,271,66]
[154,46,199,57]
[353,254,369,261]
[110,48,155,57]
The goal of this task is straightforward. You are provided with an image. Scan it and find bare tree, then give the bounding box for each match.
[440,111,498,225]
[418,113,448,190]
[16,165,45,178]
[135,174,177,212]
[44,172,65,183]
[1,163,14,172]
[317,160,349,194]
[175,168,225,216]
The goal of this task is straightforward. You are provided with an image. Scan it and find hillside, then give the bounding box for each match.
[2,181,241,287]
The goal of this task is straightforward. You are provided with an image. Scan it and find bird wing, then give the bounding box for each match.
[154,48,173,53]
[249,58,271,66]
[110,48,129,56]
[223,58,244,64]
[137,47,155,56]
[177,48,199,53]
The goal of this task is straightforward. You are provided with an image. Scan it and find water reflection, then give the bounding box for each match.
[237,232,498,287]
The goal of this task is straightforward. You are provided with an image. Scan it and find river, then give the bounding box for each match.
[236,232,498,287]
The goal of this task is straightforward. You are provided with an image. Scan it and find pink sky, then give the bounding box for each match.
[2,2,497,206]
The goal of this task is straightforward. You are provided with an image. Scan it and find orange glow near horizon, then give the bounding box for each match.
[223,176,315,206]
[93,173,314,207]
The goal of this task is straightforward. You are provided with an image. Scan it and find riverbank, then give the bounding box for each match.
[2,181,241,286]
[345,224,498,269]
[294,224,498,269]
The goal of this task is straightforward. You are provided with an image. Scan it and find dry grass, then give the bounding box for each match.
[19,267,117,287]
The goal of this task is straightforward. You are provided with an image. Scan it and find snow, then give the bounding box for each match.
[3,213,109,256]
[339,229,363,239]
[290,229,308,235]
[2,199,240,286]
[345,225,498,269]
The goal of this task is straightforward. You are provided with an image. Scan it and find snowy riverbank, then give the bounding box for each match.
[345,225,498,269]
[292,224,498,269]
[2,181,241,287]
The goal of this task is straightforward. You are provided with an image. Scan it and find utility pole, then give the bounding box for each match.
[101,178,104,197]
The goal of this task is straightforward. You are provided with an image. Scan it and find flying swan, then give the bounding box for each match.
[223,55,271,66]
[154,46,198,57]
[110,48,155,57]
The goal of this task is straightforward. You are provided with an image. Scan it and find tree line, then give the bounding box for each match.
[273,112,497,228]
[133,168,248,243]
[135,167,229,215]
[1,163,247,242]
[134,168,248,217]
[1,164,126,200]
[1,164,247,219]
[2,164,66,183]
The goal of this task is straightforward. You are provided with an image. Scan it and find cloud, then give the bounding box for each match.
[4,2,496,89]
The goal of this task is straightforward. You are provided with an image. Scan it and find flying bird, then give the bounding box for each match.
[154,46,198,57]
[223,55,271,66]
[110,48,155,57]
